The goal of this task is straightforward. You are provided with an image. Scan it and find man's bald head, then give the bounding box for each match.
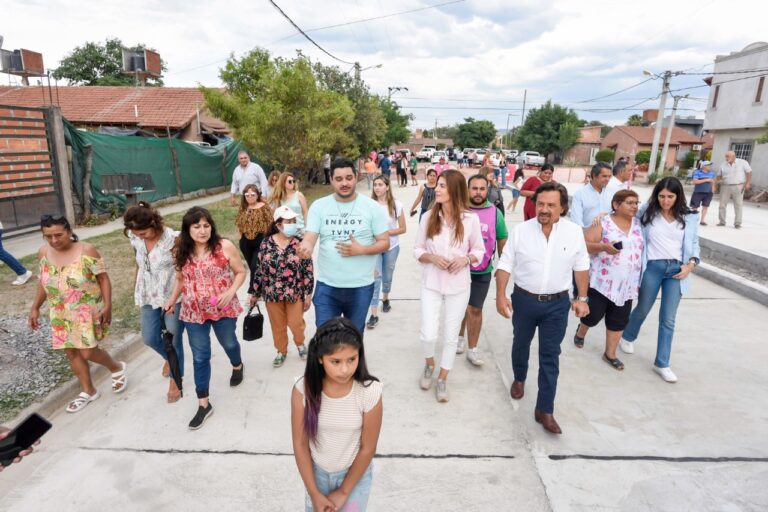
[725,150,736,163]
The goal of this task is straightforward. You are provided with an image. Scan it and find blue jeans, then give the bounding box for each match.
[622,259,683,368]
[500,165,508,186]
[370,245,400,308]
[0,230,28,276]
[184,317,242,399]
[140,304,185,377]
[511,292,570,414]
[313,281,374,335]
[305,464,373,512]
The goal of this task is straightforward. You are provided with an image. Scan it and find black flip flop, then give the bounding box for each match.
[602,353,624,370]
[573,333,585,348]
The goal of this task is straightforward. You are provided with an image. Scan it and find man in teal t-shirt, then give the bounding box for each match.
[458,174,508,366]
[300,158,390,334]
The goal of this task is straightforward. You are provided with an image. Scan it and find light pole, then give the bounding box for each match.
[353,62,382,82]
[387,86,408,101]
[503,113,518,150]
[644,70,674,174]
[659,94,689,174]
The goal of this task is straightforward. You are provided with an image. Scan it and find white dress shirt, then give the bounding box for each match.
[569,183,613,228]
[497,218,589,294]
[231,161,270,196]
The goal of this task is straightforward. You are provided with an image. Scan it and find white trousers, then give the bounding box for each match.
[420,287,472,371]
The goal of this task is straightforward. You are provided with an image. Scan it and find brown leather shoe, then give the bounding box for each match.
[510,380,525,400]
[534,409,562,434]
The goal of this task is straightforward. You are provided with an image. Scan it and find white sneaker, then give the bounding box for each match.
[11,270,33,286]
[419,365,434,390]
[653,365,678,383]
[456,336,467,354]
[436,379,450,402]
[467,348,485,366]
[619,339,635,354]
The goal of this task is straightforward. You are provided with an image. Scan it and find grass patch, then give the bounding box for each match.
[0,391,36,422]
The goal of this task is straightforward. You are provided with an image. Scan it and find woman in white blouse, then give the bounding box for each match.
[123,202,184,402]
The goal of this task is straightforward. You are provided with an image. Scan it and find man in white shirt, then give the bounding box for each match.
[716,150,752,228]
[230,151,270,206]
[495,182,590,434]
[570,162,613,228]
[605,160,633,198]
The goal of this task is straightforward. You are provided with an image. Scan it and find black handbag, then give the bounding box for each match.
[242,303,264,341]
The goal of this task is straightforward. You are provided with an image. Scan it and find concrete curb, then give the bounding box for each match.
[12,334,149,422]
[700,237,768,277]
[695,262,768,307]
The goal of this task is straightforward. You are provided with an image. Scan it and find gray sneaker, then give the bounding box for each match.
[467,348,485,366]
[297,345,307,360]
[419,365,434,390]
[436,379,449,402]
[456,336,467,354]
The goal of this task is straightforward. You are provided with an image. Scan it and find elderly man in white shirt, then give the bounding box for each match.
[495,182,590,434]
[230,151,270,206]
[716,150,752,228]
[606,160,633,198]
[570,162,613,228]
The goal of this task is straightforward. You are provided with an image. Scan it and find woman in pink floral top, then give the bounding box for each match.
[574,189,644,371]
[164,207,246,430]
[251,206,314,368]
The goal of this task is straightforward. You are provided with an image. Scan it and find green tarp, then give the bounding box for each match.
[64,120,257,213]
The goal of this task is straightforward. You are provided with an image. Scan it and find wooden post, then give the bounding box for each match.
[83,144,93,217]
[166,126,183,198]
[46,107,76,223]
[220,145,228,186]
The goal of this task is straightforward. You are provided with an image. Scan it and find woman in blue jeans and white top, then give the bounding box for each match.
[123,202,185,403]
[366,175,406,330]
[620,177,700,383]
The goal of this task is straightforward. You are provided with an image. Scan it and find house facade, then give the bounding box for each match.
[601,126,712,170]
[563,126,602,165]
[703,41,768,188]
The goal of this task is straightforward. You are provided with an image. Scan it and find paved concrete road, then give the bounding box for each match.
[1,181,766,511]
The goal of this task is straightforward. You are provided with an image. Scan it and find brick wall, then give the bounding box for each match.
[0,106,56,199]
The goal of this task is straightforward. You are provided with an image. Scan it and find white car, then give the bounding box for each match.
[416,145,436,161]
[431,150,448,164]
[517,151,545,167]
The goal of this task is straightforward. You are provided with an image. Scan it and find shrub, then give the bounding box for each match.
[636,150,662,169]
[647,172,659,184]
[595,149,615,163]
[705,150,712,161]
[684,151,696,169]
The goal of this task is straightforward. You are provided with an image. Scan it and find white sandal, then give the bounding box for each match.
[66,391,100,413]
[111,361,128,394]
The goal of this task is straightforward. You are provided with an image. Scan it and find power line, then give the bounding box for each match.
[680,68,768,76]
[571,78,655,104]
[268,0,355,65]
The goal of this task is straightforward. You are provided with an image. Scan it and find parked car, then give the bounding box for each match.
[517,151,545,167]
[431,150,448,164]
[475,149,487,164]
[395,148,412,159]
[416,145,436,161]
[502,149,519,163]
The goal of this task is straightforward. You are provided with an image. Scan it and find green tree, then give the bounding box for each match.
[455,117,497,149]
[627,114,643,126]
[202,49,354,180]
[53,37,166,86]
[514,101,582,160]
[556,121,580,161]
[635,150,662,169]
[757,119,768,144]
[380,100,413,147]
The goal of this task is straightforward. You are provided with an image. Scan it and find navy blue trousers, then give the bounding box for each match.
[511,292,570,414]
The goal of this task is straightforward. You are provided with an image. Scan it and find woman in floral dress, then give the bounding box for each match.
[572,189,644,370]
[28,215,127,413]
[251,206,314,368]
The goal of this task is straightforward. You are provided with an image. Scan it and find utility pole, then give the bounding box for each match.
[354,62,361,83]
[648,70,672,174]
[521,89,527,124]
[504,113,512,150]
[659,94,688,175]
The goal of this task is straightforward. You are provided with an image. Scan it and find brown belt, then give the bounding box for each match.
[513,285,569,302]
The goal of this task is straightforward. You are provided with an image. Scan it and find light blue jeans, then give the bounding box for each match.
[140,303,185,377]
[305,464,373,512]
[370,245,400,308]
[622,259,683,368]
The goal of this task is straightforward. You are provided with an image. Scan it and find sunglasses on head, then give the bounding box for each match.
[40,213,65,222]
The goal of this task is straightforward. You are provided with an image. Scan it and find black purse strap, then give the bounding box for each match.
[248,303,262,316]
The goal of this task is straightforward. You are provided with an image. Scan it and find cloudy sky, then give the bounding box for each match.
[2,0,764,130]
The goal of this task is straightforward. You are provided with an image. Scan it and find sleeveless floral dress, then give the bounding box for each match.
[39,249,107,349]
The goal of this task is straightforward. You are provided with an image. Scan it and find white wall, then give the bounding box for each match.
[704,44,768,131]
[711,129,768,188]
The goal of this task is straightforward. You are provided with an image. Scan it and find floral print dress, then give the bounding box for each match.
[39,250,108,349]
[589,215,644,306]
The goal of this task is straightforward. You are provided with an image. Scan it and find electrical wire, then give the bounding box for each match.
[680,68,768,76]
[570,78,655,104]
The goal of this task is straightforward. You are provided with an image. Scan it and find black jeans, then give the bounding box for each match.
[240,234,264,294]
[511,290,570,414]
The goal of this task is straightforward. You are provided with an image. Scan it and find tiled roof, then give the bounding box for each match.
[0,86,209,129]
[614,125,706,145]
[578,126,602,144]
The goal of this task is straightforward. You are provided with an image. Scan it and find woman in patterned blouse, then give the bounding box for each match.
[235,184,273,295]
[251,206,314,368]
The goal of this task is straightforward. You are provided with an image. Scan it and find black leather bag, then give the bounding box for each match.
[242,303,264,341]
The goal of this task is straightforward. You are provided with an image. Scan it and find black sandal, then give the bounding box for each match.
[602,353,624,371]
[573,333,585,348]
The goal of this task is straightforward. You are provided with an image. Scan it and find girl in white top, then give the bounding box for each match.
[366,175,406,329]
[268,172,308,233]
[292,317,383,512]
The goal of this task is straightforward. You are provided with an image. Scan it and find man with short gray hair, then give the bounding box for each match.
[716,150,752,228]
[230,151,270,206]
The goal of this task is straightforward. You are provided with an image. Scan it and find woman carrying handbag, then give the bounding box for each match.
[251,206,314,368]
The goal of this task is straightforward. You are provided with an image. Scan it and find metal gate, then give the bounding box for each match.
[0,104,64,235]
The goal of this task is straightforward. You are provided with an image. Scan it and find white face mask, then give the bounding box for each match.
[281,223,299,237]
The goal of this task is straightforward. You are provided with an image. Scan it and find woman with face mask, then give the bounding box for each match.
[251,206,315,368]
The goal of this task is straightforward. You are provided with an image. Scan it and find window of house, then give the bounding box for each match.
[712,85,720,108]
[756,77,765,103]
[730,142,753,162]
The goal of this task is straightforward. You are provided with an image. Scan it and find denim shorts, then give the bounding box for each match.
[305,463,373,511]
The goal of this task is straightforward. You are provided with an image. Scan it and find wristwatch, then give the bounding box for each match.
[575,296,589,303]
